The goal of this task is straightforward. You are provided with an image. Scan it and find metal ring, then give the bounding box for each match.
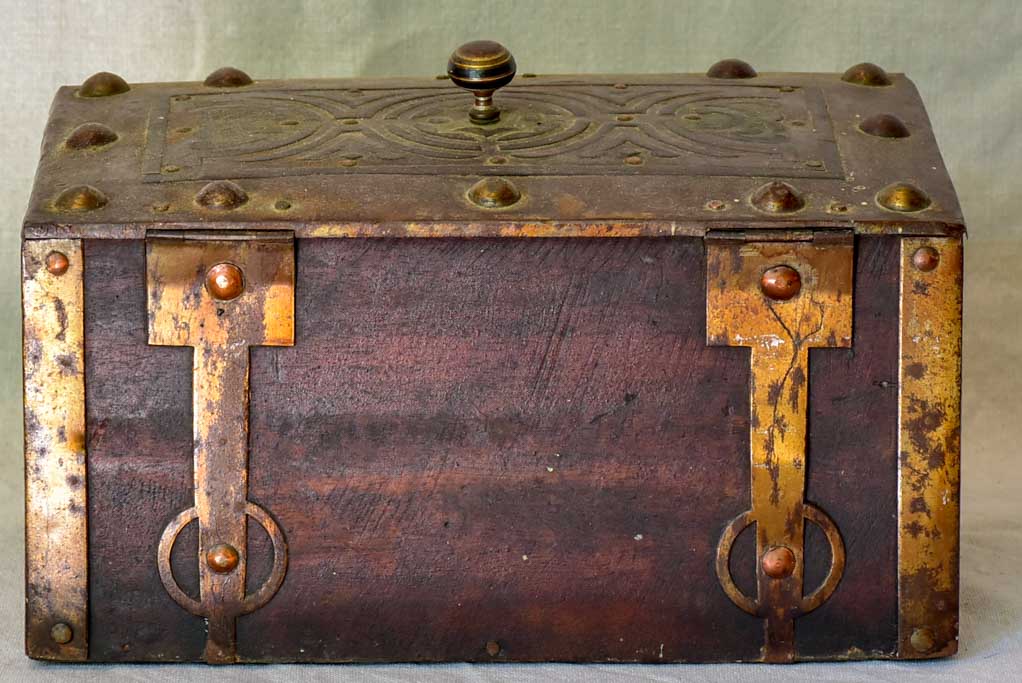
[714,510,759,615]
[156,507,204,616]
[800,503,846,614]
[239,502,289,615]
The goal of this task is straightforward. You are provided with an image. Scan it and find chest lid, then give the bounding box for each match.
[24,41,963,239]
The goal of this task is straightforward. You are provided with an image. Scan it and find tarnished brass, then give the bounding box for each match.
[23,239,88,661]
[466,177,522,209]
[706,58,757,79]
[78,71,129,97]
[859,113,911,139]
[204,67,253,88]
[897,237,962,659]
[52,185,107,212]
[195,180,248,210]
[750,181,805,214]
[708,235,852,662]
[447,40,516,123]
[148,231,294,663]
[877,182,931,213]
[841,63,892,87]
[64,122,118,150]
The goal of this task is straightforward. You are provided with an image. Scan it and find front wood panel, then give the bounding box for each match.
[84,237,898,662]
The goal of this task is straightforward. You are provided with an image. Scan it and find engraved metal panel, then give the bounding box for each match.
[144,84,842,181]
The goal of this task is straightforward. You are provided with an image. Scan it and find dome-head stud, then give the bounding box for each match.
[467,177,521,209]
[841,63,892,87]
[204,66,253,88]
[53,185,108,212]
[65,122,118,150]
[79,72,130,97]
[447,41,516,124]
[706,58,757,79]
[195,180,249,210]
[750,181,805,214]
[876,182,931,213]
[858,113,910,138]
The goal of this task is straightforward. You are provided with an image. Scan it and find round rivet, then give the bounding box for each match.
[705,199,728,211]
[467,177,521,209]
[751,181,805,214]
[203,67,253,88]
[274,199,292,211]
[910,627,935,653]
[761,265,802,301]
[205,263,245,301]
[53,185,108,212]
[65,122,118,150]
[196,180,248,210]
[206,543,240,573]
[152,202,170,213]
[706,58,757,79]
[50,622,73,644]
[485,640,501,656]
[876,182,931,213]
[624,154,643,166]
[841,63,892,87]
[78,72,130,97]
[912,246,940,272]
[761,546,797,578]
[45,251,70,276]
[859,113,911,138]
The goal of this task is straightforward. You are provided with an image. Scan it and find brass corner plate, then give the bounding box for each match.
[706,234,854,662]
[23,239,88,661]
[897,237,963,658]
[147,230,294,663]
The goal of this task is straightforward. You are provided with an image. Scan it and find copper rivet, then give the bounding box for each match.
[203,66,253,88]
[205,263,245,301]
[912,246,940,272]
[876,182,931,213]
[760,265,802,301]
[467,177,521,209]
[206,543,241,573]
[705,199,727,211]
[706,58,757,79]
[910,627,935,653]
[274,199,292,211]
[152,202,170,213]
[613,83,627,89]
[750,181,805,214]
[195,180,249,210]
[841,62,892,87]
[53,185,108,212]
[65,122,118,150]
[761,545,797,578]
[485,640,501,656]
[624,154,643,165]
[50,622,73,644]
[45,251,70,276]
[78,71,130,97]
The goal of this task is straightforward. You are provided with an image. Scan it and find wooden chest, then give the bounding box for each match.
[22,43,964,664]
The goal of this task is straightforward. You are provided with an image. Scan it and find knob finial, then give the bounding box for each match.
[447,41,516,124]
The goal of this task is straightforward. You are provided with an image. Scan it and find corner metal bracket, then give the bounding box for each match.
[23,239,88,661]
[706,233,853,662]
[146,230,294,663]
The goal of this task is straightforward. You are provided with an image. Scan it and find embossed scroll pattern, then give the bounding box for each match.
[146,84,841,181]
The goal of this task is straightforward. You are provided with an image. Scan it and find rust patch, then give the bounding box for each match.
[707,236,852,661]
[897,237,962,659]
[23,239,88,661]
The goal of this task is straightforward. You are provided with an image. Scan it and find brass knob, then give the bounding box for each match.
[447,40,516,124]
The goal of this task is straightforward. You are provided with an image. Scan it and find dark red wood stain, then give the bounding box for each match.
[83,236,897,662]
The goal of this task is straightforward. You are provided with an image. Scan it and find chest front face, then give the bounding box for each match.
[22,52,963,664]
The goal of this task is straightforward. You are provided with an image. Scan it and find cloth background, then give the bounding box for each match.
[1,0,1019,680]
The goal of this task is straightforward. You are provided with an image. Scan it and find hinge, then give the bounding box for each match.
[706,234,854,662]
[145,230,294,663]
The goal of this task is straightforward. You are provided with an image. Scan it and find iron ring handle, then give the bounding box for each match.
[715,503,846,617]
[157,503,289,616]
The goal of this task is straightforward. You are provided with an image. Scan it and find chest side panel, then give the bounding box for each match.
[83,236,898,662]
